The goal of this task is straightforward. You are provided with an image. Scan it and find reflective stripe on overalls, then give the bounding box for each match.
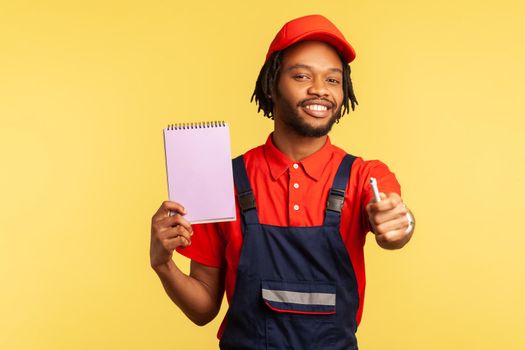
[219,154,359,350]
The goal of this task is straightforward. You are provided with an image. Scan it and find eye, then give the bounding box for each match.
[327,78,341,84]
[293,74,310,80]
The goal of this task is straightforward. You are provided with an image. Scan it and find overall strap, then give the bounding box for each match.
[232,155,260,227]
[324,154,356,227]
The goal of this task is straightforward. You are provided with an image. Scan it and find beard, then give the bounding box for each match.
[279,100,342,138]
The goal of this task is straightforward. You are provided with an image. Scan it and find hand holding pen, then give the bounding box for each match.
[366,177,415,249]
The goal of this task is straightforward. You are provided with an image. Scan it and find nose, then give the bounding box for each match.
[307,77,329,97]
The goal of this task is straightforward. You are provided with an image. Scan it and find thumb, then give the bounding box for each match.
[367,192,387,213]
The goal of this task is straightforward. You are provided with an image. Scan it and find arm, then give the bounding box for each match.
[366,192,416,250]
[153,259,224,326]
[150,201,224,326]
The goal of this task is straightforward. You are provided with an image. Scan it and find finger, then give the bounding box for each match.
[366,191,386,209]
[375,216,409,235]
[375,228,407,246]
[366,193,382,215]
[157,213,193,234]
[371,193,402,212]
[366,193,389,213]
[371,203,408,226]
[161,225,192,244]
[162,235,191,251]
[175,235,191,248]
[152,201,187,222]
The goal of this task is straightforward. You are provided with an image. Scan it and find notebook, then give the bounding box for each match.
[163,121,236,224]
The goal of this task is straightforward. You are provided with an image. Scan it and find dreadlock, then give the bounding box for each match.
[250,48,358,121]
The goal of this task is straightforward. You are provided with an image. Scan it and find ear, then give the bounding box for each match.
[268,85,277,100]
[267,88,273,100]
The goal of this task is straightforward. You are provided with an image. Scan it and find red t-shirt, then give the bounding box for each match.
[177,134,401,339]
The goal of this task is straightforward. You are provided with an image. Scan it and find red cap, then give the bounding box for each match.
[265,15,356,63]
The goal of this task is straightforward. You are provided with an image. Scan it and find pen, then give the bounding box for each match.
[369,177,381,202]
[369,177,414,234]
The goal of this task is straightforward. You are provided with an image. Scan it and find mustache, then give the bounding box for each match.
[298,98,336,109]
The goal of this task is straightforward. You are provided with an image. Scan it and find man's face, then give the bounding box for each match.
[272,40,344,137]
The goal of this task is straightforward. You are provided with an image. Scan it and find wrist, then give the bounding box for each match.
[152,259,176,275]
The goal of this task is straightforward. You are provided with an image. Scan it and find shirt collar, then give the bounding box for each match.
[263,133,335,181]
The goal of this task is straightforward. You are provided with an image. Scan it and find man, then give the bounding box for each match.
[150,14,415,349]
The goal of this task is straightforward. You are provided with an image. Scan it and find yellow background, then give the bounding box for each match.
[1,0,524,349]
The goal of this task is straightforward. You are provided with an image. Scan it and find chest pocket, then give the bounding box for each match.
[262,280,338,349]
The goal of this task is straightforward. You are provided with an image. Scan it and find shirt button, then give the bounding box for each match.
[292,163,299,169]
[293,183,299,189]
[293,204,300,211]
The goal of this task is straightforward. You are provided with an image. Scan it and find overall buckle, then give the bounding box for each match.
[237,191,256,212]
[326,188,345,213]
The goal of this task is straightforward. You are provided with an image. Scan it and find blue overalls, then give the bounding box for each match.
[219,154,359,350]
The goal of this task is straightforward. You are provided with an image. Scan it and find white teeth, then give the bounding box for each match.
[305,104,328,111]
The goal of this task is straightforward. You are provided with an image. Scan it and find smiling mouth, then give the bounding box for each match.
[304,104,328,111]
[301,102,333,118]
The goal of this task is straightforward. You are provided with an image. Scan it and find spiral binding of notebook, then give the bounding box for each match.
[166,121,226,130]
